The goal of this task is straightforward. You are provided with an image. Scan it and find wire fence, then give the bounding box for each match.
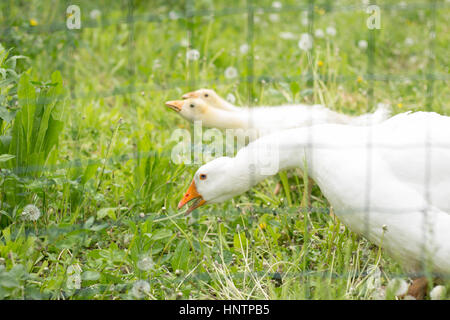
[0,0,449,299]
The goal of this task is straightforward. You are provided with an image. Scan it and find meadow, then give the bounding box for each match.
[0,0,449,299]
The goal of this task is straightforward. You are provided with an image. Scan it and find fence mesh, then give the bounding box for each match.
[0,0,449,299]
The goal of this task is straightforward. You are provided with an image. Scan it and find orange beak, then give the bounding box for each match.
[178,179,206,214]
[165,100,183,112]
[182,91,200,99]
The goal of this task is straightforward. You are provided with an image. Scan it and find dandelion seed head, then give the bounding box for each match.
[298,33,313,51]
[186,49,200,61]
[169,11,179,20]
[137,256,154,271]
[326,26,337,37]
[314,29,325,38]
[224,67,238,79]
[22,204,41,221]
[358,40,368,49]
[239,44,249,54]
[272,1,282,9]
[132,280,150,298]
[90,9,101,20]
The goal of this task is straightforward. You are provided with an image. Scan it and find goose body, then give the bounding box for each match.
[178,112,450,275]
[166,89,391,141]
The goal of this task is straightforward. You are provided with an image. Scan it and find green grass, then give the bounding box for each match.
[0,0,449,299]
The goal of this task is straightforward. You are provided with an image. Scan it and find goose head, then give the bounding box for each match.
[182,88,237,112]
[165,97,209,122]
[178,156,252,214]
[165,97,243,129]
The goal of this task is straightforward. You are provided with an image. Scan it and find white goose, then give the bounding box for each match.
[166,89,391,140]
[178,111,450,295]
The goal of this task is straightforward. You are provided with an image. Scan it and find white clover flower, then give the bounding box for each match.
[386,278,408,297]
[279,32,296,40]
[430,285,447,300]
[358,40,368,49]
[132,280,150,298]
[186,49,200,61]
[326,26,337,36]
[405,37,414,46]
[269,14,279,22]
[22,204,41,221]
[314,29,325,38]
[239,43,249,54]
[226,93,236,104]
[298,33,313,51]
[137,256,154,271]
[224,67,238,79]
[272,1,282,9]
[90,9,101,20]
[169,11,179,20]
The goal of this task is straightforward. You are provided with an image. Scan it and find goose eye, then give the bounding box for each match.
[204,94,209,97]
[199,174,207,180]
[190,104,195,108]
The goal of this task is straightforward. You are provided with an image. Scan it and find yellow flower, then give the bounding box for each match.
[357,76,363,83]
[259,222,267,230]
[397,103,403,108]
[29,18,38,27]
[317,60,324,67]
